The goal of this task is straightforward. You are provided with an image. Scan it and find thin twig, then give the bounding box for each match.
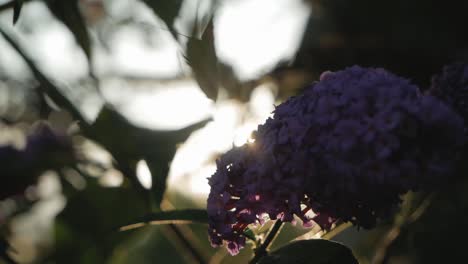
[249,220,283,264]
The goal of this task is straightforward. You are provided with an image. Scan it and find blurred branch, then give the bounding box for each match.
[0,1,15,12]
[0,0,32,18]
[0,28,89,129]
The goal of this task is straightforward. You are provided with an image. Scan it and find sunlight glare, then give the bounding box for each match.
[215,0,311,80]
[168,84,276,198]
[233,122,256,147]
[136,160,152,189]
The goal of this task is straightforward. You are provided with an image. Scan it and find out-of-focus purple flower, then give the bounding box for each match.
[23,123,74,169]
[207,66,464,255]
[429,62,468,133]
[0,123,73,200]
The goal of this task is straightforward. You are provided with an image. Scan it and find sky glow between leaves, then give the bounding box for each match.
[0,0,310,199]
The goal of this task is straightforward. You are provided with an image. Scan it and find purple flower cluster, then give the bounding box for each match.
[429,62,468,133]
[207,66,464,255]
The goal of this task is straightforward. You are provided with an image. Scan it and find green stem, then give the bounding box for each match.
[322,221,351,240]
[249,220,283,264]
[167,224,207,264]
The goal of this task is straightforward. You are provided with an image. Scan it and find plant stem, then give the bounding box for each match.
[160,200,207,264]
[167,224,207,264]
[322,221,351,240]
[249,220,283,264]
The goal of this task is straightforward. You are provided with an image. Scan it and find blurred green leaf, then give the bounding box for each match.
[118,209,208,231]
[0,238,16,264]
[49,179,147,263]
[12,0,22,24]
[258,239,358,264]
[59,180,147,235]
[0,30,209,210]
[0,28,88,126]
[186,19,219,101]
[46,0,92,67]
[141,0,182,38]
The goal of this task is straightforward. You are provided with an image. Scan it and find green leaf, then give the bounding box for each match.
[186,18,219,101]
[258,239,358,264]
[46,0,92,67]
[12,0,23,25]
[118,209,208,231]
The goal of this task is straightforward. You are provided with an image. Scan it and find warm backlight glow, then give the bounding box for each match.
[136,160,152,189]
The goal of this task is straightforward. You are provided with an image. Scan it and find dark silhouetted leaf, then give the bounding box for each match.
[186,19,219,101]
[141,0,183,38]
[118,209,208,231]
[258,239,358,264]
[91,106,211,209]
[46,0,92,67]
[12,0,22,24]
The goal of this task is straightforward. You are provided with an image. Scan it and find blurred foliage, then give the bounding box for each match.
[141,0,182,38]
[375,179,468,263]
[294,0,468,87]
[45,0,92,68]
[185,19,218,101]
[0,0,467,263]
[49,178,147,263]
[258,239,358,264]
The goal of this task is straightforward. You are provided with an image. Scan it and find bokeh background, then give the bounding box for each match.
[1,0,468,263]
